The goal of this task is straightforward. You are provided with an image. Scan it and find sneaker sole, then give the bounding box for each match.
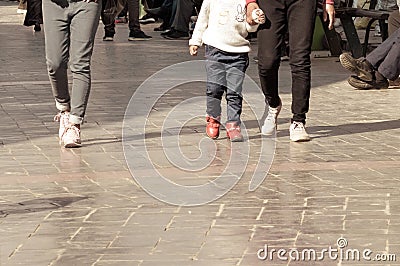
[347,75,374,90]
[229,137,244,142]
[128,38,152,41]
[339,53,373,81]
[290,135,311,142]
[103,38,114,41]
[348,75,389,90]
[206,133,219,139]
[139,20,156,24]
[64,142,82,148]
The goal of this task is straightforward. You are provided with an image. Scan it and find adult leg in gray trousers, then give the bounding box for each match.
[43,0,101,146]
[388,10,400,36]
[366,27,400,81]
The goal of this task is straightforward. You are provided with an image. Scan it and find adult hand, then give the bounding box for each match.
[246,2,260,25]
[323,4,335,30]
[189,45,198,56]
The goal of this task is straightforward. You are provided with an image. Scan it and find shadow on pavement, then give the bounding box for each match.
[0,196,88,216]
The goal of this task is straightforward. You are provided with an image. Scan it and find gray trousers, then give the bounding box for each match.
[388,10,400,36]
[367,26,400,81]
[42,0,101,125]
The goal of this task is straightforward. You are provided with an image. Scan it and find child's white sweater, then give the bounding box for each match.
[189,0,258,53]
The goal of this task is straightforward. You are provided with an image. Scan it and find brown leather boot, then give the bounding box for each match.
[225,122,243,142]
[206,116,220,139]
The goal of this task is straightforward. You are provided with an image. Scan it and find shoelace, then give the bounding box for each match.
[292,122,305,130]
[54,112,69,123]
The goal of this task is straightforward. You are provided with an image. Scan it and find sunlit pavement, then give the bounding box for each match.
[1,1,400,265]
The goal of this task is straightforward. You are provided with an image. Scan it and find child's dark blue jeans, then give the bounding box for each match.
[205,45,249,124]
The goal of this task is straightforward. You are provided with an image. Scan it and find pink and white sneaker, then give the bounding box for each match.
[54,111,81,147]
[54,111,70,140]
[61,124,82,148]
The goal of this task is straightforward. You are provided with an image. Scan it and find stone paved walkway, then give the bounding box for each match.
[1,1,400,265]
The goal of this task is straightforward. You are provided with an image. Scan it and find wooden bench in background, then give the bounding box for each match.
[321,0,392,58]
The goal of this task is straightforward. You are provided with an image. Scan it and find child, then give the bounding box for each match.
[189,0,263,142]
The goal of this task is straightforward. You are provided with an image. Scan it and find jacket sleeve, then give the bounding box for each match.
[189,0,211,47]
[246,22,259,32]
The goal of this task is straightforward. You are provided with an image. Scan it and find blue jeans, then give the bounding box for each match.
[205,45,249,124]
[43,0,101,124]
[206,45,249,124]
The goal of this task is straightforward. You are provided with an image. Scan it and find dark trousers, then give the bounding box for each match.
[101,0,140,35]
[205,45,249,124]
[366,27,400,81]
[257,0,316,124]
[144,0,164,9]
[23,0,43,26]
[172,0,202,33]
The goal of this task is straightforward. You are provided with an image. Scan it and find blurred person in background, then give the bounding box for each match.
[23,0,42,31]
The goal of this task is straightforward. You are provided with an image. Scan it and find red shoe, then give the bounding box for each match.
[206,116,220,139]
[225,122,243,142]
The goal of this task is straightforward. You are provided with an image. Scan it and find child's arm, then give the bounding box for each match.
[188,0,211,52]
[246,22,259,33]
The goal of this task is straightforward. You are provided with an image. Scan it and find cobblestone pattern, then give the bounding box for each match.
[1,1,400,265]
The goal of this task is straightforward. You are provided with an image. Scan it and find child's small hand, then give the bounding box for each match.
[189,45,198,56]
[246,2,259,25]
[252,9,265,24]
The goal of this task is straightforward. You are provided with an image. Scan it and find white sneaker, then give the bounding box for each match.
[61,124,82,148]
[261,102,282,135]
[289,121,310,142]
[17,8,27,14]
[54,111,70,140]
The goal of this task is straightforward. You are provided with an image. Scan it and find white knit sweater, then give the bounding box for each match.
[189,0,259,53]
